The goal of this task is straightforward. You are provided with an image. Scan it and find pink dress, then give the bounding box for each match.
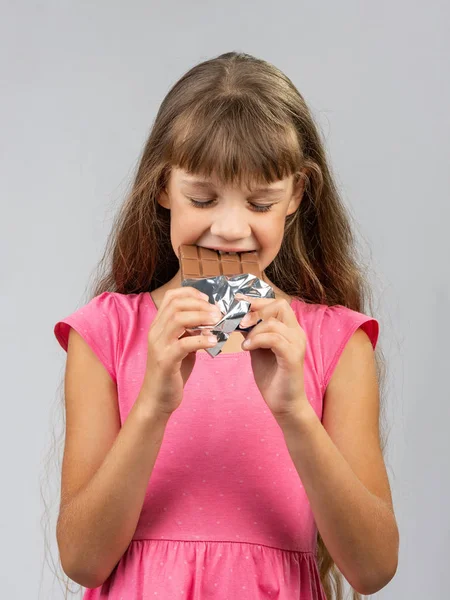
[54,291,379,599]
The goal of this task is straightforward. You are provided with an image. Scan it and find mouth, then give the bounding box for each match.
[200,246,254,255]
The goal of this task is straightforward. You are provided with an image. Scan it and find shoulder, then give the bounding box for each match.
[54,292,118,351]
[54,291,152,385]
[323,316,378,397]
[101,292,156,342]
[53,291,150,359]
[319,303,379,386]
[93,290,153,318]
[319,303,379,348]
[290,299,380,393]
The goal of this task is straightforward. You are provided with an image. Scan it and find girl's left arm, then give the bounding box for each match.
[276,328,399,597]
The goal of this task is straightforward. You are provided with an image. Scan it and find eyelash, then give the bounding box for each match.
[187,198,273,213]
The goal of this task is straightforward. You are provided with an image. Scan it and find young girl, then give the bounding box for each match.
[52,51,399,599]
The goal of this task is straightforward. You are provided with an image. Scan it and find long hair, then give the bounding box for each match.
[41,51,390,600]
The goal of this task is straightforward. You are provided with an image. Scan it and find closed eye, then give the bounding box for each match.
[187,198,273,213]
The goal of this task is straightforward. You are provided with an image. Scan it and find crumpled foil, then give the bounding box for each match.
[181,273,275,357]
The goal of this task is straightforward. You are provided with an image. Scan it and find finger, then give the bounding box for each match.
[167,310,222,340]
[242,331,292,359]
[160,286,210,311]
[237,297,297,328]
[245,318,295,343]
[235,294,274,324]
[174,332,218,360]
[152,299,215,340]
[152,294,220,340]
[156,332,218,372]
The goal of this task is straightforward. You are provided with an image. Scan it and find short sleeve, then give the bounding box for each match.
[53,291,120,384]
[319,304,379,393]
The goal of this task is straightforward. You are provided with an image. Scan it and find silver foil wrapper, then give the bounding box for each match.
[181,273,275,357]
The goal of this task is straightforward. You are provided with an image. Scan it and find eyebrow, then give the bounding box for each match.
[180,179,286,195]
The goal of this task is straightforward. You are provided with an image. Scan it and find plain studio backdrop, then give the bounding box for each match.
[1,1,448,598]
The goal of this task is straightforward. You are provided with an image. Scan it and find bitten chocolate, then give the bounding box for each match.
[179,245,261,280]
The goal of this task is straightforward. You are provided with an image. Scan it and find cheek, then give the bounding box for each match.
[258,219,285,244]
[172,208,202,229]
[170,210,206,246]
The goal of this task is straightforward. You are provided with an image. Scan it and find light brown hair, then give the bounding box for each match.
[41,51,390,599]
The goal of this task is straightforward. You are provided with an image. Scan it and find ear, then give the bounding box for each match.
[157,186,171,210]
[286,168,308,217]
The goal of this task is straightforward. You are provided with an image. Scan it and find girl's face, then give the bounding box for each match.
[158,166,305,276]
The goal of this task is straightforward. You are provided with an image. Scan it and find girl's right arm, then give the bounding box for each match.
[57,287,222,588]
[57,368,171,589]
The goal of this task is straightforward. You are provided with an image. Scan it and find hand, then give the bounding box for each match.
[139,287,222,416]
[236,294,309,420]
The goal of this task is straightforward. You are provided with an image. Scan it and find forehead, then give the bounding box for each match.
[172,167,291,192]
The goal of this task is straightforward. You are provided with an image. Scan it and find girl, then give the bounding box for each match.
[51,51,399,599]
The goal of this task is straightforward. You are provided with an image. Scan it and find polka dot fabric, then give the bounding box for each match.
[53,292,379,598]
[54,291,119,385]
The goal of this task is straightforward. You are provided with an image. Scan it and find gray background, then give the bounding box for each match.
[1,1,448,598]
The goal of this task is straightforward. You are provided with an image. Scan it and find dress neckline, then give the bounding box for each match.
[145,292,299,360]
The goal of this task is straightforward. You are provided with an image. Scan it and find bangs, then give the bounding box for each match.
[164,97,303,191]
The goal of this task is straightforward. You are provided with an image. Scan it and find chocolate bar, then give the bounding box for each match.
[179,244,262,280]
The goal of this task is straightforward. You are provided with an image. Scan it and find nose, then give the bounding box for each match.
[209,204,251,240]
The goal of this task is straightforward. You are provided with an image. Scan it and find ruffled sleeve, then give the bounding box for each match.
[53,291,120,384]
[319,304,379,393]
